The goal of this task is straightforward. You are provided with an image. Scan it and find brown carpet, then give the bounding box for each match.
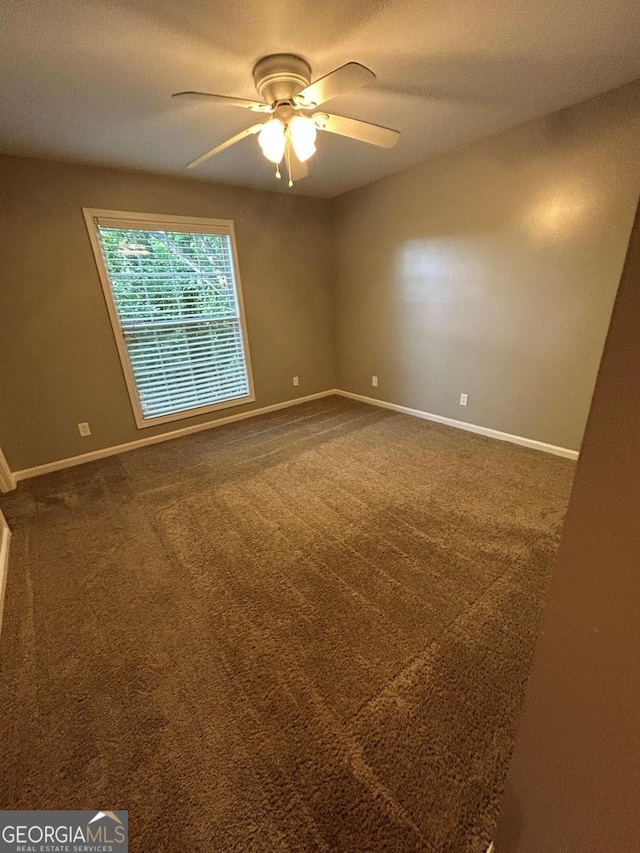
[0,397,575,852]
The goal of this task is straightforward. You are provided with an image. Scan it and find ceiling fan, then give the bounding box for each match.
[172,54,400,186]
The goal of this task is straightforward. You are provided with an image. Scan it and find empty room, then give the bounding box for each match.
[1,2,639,851]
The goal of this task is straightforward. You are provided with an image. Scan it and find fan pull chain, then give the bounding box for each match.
[275,165,281,179]
[286,137,293,187]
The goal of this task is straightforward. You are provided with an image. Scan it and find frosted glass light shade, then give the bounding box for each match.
[289,115,317,162]
[258,119,286,163]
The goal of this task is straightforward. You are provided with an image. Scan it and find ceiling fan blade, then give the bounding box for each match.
[288,151,309,183]
[173,91,272,113]
[313,113,400,148]
[293,63,375,109]
[186,123,264,169]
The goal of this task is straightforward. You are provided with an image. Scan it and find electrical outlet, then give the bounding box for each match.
[459,393,468,406]
[293,376,299,387]
[372,375,378,387]
[78,422,91,437]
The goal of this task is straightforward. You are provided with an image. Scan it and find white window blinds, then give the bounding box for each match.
[87,212,253,427]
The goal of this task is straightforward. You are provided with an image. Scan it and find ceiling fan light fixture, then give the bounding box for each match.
[289,115,317,163]
[177,56,399,180]
[258,118,286,163]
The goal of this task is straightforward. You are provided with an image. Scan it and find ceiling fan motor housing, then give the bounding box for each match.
[253,54,311,105]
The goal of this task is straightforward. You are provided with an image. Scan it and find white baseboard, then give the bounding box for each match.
[9,386,578,482]
[13,390,338,481]
[0,510,11,640]
[335,390,579,460]
[0,447,16,493]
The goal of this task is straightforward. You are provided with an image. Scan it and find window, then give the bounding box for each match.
[84,209,254,428]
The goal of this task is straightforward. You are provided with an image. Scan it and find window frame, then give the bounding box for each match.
[83,208,256,429]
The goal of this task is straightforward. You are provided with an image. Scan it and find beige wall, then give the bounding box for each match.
[494,200,640,852]
[2,82,639,472]
[332,80,640,450]
[0,156,336,471]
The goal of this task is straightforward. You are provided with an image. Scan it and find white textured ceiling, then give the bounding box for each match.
[1,0,639,197]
